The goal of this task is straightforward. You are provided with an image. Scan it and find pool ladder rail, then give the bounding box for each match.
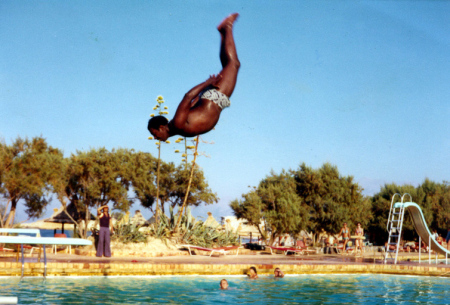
[384,193,411,264]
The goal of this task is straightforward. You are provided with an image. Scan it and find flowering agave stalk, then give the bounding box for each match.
[148,95,170,227]
[174,137,187,168]
[174,135,200,232]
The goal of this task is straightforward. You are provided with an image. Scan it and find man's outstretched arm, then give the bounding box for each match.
[171,75,221,130]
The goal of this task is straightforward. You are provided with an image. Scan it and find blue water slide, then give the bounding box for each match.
[394,201,450,255]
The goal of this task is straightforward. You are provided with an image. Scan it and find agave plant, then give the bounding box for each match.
[148,207,239,248]
[112,222,147,244]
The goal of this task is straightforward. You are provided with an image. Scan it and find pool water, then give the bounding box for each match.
[0,274,448,304]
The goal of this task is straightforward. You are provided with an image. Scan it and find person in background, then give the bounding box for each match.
[355,222,364,253]
[338,223,350,254]
[324,235,335,254]
[96,205,114,257]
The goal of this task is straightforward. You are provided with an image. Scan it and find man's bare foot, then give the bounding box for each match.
[217,13,239,32]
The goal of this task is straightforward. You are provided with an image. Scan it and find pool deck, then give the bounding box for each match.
[1,249,450,277]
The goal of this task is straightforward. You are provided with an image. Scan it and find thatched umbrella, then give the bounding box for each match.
[43,202,94,234]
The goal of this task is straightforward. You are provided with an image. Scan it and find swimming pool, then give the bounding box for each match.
[0,274,448,304]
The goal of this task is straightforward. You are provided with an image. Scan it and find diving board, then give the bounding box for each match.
[0,228,41,236]
[0,235,92,278]
[0,228,42,257]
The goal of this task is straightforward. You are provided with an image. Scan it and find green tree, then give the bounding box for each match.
[0,137,63,227]
[231,170,309,244]
[48,156,82,235]
[134,158,174,214]
[59,148,134,237]
[171,164,218,212]
[422,179,450,234]
[294,163,372,242]
[433,182,450,234]
[134,160,218,215]
[128,151,157,213]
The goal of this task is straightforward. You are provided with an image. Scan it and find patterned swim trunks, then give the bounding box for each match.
[200,88,231,109]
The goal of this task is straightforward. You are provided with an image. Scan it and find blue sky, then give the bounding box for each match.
[1,1,449,223]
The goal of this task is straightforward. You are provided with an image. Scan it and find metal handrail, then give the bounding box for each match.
[386,193,401,232]
[393,194,411,264]
[401,193,412,203]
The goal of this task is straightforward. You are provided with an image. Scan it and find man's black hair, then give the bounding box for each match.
[148,115,169,131]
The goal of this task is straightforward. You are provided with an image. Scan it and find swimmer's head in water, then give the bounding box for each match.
[274,268,284,278]
[148,116,169,141]
[220,279,228,289]
[248,266,258,278]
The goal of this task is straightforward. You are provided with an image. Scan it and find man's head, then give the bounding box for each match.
[148,116,170,141]
[274,268,284,278]
[220,279,228,290]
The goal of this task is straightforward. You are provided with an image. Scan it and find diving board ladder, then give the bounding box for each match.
[384,193,410,264]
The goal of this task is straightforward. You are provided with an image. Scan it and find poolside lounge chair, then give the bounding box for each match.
[268,242,316,256]
[295,240,317,255]
[346,241,356,254]
[52,233,71,254]
[267,246,303,255]
[181,245,241,257]
[0,247,14,252]
[334,241,356,254]
[332,242,345,254]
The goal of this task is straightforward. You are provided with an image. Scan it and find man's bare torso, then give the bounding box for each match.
[169,98,222,137]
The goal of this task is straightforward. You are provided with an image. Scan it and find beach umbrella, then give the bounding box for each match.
[42,202,94,234]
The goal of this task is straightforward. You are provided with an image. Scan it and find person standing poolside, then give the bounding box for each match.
[355,222,364,253]
[96,205,114,257]
[338,223,350,254]
[247,266,258,279]
[274,268,284,278]
[220,279,229,290]
[148,13,240,141]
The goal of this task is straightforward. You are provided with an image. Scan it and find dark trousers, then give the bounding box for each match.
[96,227,111,257]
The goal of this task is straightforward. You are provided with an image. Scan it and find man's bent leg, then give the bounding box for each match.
[216,14,240,98]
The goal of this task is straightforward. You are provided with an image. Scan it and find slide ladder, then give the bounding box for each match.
[384,193,410,264]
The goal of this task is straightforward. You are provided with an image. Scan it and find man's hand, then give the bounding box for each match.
[207,74,222,88]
